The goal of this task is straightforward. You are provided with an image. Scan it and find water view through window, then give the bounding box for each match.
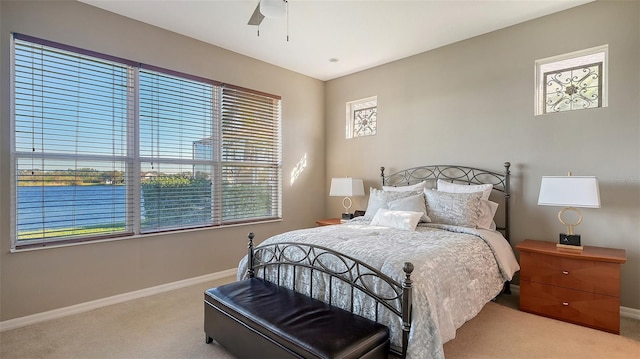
[17,186,127,237]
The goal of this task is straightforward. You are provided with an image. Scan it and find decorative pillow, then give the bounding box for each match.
[436,179,492,200]
[387,193,431,222]
[363,188,414,220]
[383,180,426,193]
[370,208,423,231]
[423,189,482,227]
[477,200,499,230]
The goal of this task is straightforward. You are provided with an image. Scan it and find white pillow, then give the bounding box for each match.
[363,188,414,220]
[383,180,426,193]
[370,208,423,231]
[436,179,492,200]
[477,200,499,230]
[387,193,431,222]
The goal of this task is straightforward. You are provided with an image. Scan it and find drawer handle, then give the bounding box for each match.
[562,302,569,306]
[561,271,569,275]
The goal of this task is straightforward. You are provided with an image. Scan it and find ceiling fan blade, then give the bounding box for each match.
[248,3,264,26]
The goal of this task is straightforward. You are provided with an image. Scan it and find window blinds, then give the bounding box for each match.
[13,36,135,246]
[11,33,282,248]
[220,86,282,223]
[138,69,216,232]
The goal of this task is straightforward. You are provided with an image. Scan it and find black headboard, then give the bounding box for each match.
[380,162,511,242]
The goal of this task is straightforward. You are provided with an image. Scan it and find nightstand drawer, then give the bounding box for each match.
[520,251,620,296]
[520,280,620,334]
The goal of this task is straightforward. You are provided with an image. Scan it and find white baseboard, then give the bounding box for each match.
[508,284,639,320]
[0,268,237,332]
[620,306,640,320]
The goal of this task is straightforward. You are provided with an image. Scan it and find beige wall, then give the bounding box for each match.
[2,0,638,322]
[325,1,640,309]
[0,1,326,321]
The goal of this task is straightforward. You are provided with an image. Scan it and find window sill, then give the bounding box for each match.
[10,218,283,253]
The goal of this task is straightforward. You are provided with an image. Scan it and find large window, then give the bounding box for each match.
[11,34,282,249]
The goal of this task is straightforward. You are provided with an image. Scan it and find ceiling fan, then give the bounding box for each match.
[247,0,288,26]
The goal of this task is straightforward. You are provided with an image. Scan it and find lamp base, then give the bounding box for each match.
[341,213,354,220]
[559,233,581,246]
[556,243,584,251]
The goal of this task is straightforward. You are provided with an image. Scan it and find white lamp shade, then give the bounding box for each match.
[260,0,286,18]
[538,176,601,208]
[329,178,365,197]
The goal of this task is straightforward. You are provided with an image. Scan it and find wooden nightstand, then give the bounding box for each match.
[516,239,626,334]
[315,218,342,226]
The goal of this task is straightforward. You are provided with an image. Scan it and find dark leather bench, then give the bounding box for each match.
[205,277,389,358]
[204,233,414,358]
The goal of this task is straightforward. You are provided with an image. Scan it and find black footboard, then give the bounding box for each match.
[244,232,414,358]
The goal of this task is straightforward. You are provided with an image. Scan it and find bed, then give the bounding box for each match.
[237,163,520,359]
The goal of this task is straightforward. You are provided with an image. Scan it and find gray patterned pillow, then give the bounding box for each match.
[388,193,431,222]
[363,188,414,220]
[423,189,482,227]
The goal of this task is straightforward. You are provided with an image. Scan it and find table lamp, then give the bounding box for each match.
[537,174,600,249]
[330,178,365,220]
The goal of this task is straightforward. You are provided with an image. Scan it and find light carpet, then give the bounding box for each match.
[1,277,638,359]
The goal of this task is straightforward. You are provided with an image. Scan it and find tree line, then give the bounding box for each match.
[18,169,125,186]
[17,169,209,186]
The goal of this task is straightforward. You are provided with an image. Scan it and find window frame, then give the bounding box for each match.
[10,33,282,250]
[534,45,608,116]
[345,96,377,139]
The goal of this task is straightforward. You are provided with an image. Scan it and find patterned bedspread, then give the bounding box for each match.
[237,219,517,359]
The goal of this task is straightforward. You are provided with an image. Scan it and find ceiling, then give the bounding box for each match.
[80,0,592,81]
